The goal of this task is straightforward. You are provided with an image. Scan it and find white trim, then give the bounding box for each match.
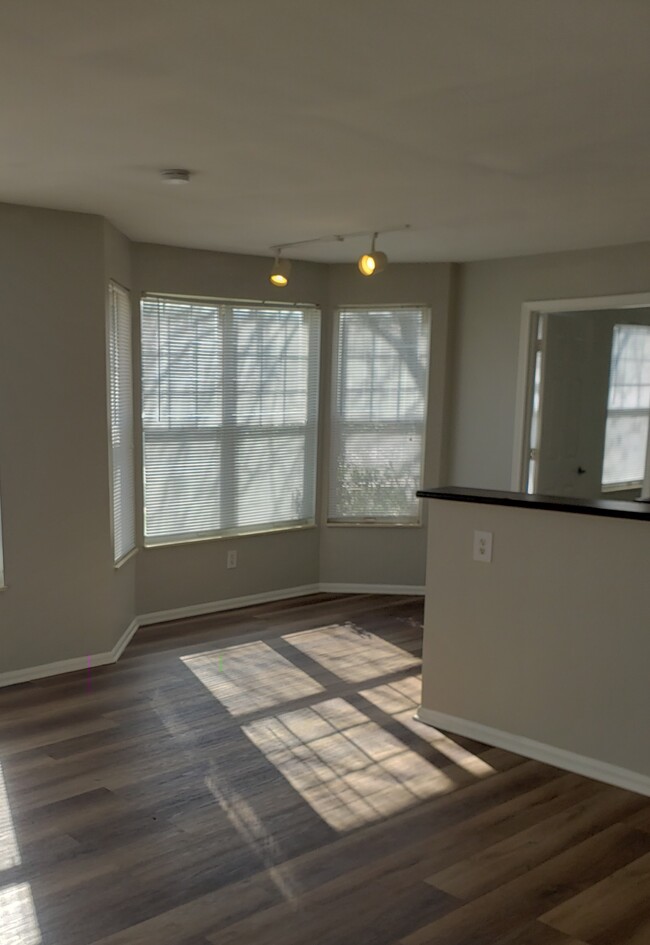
[0,583,424,689]
[511,306,538,490]
[0,656,99,689]
[106,280,137,565]
[325,521,423,528]
[137,583,321,626]
[319,583,425,596]
[0,617,139,690]
[114,546,139,569]
[415,706,650,798]
[111,617,140,661]
[143,522,317,549]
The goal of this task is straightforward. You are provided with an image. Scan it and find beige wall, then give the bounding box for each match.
[0,204,130,673]
[420,499,650,779]
[449,241,650,489]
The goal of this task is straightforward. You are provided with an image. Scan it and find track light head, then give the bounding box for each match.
[358,234,387,276]
[269,255,291,287]
[358,250,387,275]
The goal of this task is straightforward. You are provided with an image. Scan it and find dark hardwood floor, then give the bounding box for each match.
[1,593,649,945]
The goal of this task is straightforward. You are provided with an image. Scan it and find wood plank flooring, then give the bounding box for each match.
[0,593,649,945]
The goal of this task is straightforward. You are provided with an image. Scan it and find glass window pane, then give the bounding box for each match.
[602,324,650,488]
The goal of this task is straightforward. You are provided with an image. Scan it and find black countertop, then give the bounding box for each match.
[416,486,650,521]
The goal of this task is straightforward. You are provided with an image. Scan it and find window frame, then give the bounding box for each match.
[140,294,321,547]
[106,280,137,566]
[327,304,431,527]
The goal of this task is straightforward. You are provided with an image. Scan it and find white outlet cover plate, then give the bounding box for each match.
[473,530,493,563]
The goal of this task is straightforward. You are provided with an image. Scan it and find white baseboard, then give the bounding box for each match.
[137,583,321,626]
[0,616,142,690]
[0,655,102,689]
[0,582,423,689]
[415,706,650,798]
[319,583,425,596]
[110,617,140,661]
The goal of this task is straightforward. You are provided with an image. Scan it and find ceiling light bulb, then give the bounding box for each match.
[358,251,387,276]
[358,233,387,276]
[358,254,376,275]
[269,256,291,287]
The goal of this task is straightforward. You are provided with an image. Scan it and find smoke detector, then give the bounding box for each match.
[161,168,191,185]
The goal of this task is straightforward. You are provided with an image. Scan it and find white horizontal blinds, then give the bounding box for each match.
[231,305,320,530]
[602,324,650,488]
[107,282,136,563]
[329,306,430,522]
[141,296,320,544]
[142,297,223,541]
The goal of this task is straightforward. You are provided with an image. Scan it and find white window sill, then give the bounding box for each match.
[326,520,423,528]
[114,547,139,569]
[143,522,318,550]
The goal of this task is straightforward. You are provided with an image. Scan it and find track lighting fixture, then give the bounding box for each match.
[268,225,408,286]
[269,254,291,287]
[358,233,387,276]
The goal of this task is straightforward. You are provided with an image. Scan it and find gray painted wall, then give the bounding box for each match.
[0,204,129,672]
[133,247,453,610]
[0,211,452,676]
[449,242,650,489]
[3,200,650,680]
[320,262,454,586]
[420,499,650,780]
[132,243,329,616]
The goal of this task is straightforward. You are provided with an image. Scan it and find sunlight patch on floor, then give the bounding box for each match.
[181,641,324,716]
[0,883,41,945]
[0,763,20,870]
[243,698,454,831]
[283,624,420,683]
[360,677,496,776]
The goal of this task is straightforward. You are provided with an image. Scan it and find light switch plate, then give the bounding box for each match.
[473,530,493,563]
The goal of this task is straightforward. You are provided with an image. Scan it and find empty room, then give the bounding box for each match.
[1,2,649,944]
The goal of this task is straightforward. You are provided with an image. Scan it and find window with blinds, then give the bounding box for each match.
[141,296,321,545]
[602,323,650,490]
[107,281,136,563]
[329,305,430,523]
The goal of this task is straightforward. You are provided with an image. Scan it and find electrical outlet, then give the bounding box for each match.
[473,530,493,563]
[227,549,237,569]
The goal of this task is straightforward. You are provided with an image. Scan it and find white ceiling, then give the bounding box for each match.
[2,0,650,262]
